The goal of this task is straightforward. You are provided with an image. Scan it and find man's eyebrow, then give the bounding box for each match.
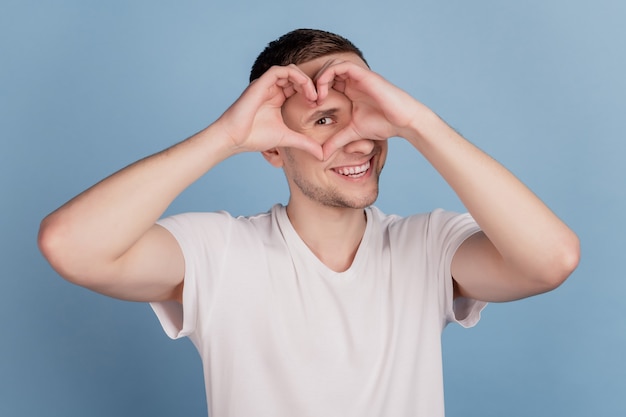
[305,108,339,124]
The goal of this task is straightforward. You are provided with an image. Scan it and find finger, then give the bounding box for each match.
[315,78,339,104]
[316,74,343,103]
[316,62,366,101]
[280,64,318,102]
[321,125,363,160]
[281,80,316,104]
[256,65,318,104]
[279,131,324,160]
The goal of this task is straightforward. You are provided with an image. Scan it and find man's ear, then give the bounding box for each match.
[261,148,284,168]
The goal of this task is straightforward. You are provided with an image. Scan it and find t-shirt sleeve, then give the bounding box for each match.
[150,211,233,340]
[427,209,488,328]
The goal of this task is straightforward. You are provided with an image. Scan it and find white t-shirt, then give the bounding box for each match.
[151,204,486,417]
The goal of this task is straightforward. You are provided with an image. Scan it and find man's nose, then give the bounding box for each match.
[342,138,375,155]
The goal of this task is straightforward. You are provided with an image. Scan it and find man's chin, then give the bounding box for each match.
[327,192,379,210]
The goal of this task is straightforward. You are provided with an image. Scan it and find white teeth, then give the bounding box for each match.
[336,161,370,177]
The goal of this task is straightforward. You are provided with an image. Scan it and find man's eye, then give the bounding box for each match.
[316,117,334,125]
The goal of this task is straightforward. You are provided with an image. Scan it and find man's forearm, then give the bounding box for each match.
[406,110,579,291]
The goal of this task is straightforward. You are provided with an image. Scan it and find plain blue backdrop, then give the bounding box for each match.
[2,0,624,416]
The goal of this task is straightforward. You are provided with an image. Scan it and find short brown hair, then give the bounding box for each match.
[249,28,366,82]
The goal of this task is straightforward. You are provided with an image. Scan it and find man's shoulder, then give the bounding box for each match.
[367,205,431,227]
[368,206,475,239]
[159,205,276,226]
[155,207,279,246]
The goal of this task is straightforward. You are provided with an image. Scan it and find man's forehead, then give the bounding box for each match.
[297,52,367,79]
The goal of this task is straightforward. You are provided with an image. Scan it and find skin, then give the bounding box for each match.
[38,51,580,305]
[262,54,388,271]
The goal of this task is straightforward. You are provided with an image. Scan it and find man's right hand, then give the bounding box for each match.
[214,64,324,160]
[38,64,325,303]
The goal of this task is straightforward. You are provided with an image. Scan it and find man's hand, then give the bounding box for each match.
[215,64,324,160]
[38,64,329,303]
[314,61,427,159]
[316,58,578,302]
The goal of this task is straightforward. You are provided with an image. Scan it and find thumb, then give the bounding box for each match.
[321,125,362,160]
[279,130,324,161]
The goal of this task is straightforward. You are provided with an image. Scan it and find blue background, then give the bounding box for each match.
[2,0,624,416]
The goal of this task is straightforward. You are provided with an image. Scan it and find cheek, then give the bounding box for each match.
[376,140,389,167]
[282,148,322,177]
[280,107,296,130]
[281,97,310,131]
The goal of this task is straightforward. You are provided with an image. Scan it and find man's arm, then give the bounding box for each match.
[317,61,580,302]
[38,65,323,303]
[409,111,580,302]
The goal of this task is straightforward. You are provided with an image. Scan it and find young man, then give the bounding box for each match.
[38,29,580,416]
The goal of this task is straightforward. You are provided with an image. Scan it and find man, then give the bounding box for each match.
[38,29,579,416]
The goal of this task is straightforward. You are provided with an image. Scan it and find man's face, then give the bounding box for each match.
[277,52,388,210]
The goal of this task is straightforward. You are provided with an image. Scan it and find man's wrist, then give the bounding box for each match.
[400,105,440,147]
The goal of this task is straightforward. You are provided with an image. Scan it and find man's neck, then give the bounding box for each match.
[286,200,367,272]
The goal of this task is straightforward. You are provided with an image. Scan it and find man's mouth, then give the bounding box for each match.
[333,160,371,178]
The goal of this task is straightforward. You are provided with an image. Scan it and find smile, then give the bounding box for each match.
[333,160,371,178]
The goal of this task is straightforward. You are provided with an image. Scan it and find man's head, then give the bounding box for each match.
[260,49,387,211]
[250,29,367,82]
[255,29,386,211]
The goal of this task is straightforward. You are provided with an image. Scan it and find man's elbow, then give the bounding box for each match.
[541,231,581,291]
[38,215,89,286]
